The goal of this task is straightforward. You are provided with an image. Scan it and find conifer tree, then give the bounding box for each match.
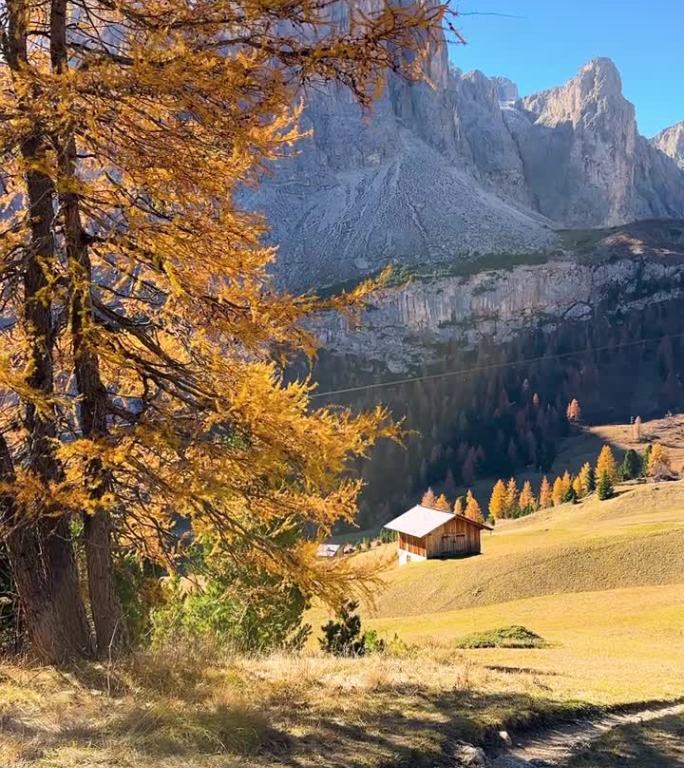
[621,449,642,481]
[578,462,595,494]
[597,471,614,500]
[552,476,564,506]
[561,469,577,502]
[647,443,673,476]
[0,0,444,663]
[465,491,484,524]
[572,474,584,498]
[454,496,466,516]
[505,477,519,517]
[566,399,582,423]
[596,445,618,483]
[421,488,437,508]
[518,481,536,515]
[434,494,451,512]
[538,476,553,509]
[632,416,643,442]
[488,480,507,520]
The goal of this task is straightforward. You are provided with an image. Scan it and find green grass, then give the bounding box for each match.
[453,625,547,649]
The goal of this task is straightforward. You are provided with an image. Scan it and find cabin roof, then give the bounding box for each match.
[316,543,341,557]
[384,505,455,538]
[384,504,493,538]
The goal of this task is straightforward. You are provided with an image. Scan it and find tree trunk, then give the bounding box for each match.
[2,1,93,663]
[1,440,91,663]
[50,0,128,657]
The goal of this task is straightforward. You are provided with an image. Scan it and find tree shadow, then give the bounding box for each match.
[562,714,684,767]
[0,675,595,768]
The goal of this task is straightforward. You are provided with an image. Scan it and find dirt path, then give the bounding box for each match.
[490,702,684,767]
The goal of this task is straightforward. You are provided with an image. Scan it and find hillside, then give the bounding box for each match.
[368,481,684,617]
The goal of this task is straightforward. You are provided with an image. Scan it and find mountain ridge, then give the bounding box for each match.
[247,52,684,290]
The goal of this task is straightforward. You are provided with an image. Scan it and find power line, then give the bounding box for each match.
[309,330,684,400]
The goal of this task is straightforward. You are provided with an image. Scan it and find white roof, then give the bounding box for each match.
[316,543,341,557]
[384,505,455,538]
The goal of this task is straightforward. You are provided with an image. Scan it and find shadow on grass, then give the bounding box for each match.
[564,714,684,768]
[1,676,596,768]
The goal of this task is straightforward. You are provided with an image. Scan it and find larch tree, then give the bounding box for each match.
[0,0,445,664]
[578,462,595,494]
[488,479,507,520]
[433,493,451,512]
[505,477,519,517]
[566,398,581,424]
[647,443,672,476]
[596,445,618,483]
[421,487,437,508]
[552,476,564,506]
[464,490,483,523]
[538,476,552,509]
[453,496,466,516]
[518,480,535,514]
[572,473,583,499]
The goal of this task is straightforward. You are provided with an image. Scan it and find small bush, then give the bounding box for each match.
[320,600,383,656]
[454,625,547,649]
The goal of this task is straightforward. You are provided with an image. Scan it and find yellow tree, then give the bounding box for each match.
[561,470,572,497]
[434,493,451,512]
[596,445,618,483]
[647,443,672,476]
[421,488,437,508]
[464,490,484,524]
[505,477,519,517]
[488,479,507,520]
[552,476,564,506]
[578,462,595,494]
[538,476,552,509]
[0,0,445,663]
[572,474,584,498]
[518,480,536,514]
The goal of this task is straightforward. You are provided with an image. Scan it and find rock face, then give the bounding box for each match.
[652,122,684,169]
[247,33,684,290]
[314,221,684,370]
[509,59,684,226]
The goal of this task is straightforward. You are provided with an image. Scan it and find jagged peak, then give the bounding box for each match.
[575,57,623,96]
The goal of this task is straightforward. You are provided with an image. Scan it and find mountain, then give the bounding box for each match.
[652,122,684,169]
[247,44,684,290]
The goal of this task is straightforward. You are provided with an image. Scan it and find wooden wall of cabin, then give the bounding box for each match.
[398,533,427,557]
[424,517,482,557]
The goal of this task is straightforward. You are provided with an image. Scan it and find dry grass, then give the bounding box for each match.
[0,649,593,768]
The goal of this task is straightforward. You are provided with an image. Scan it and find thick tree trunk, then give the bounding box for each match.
[2,1,93,663]
[1,440,90,663]
[50,0,128,657]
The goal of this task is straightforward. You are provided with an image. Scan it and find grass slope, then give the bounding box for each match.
[368,481,684,617]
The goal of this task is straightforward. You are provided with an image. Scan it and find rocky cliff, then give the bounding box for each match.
[247,47,684,290]
[653,122,684,169]
[313,221,684,371]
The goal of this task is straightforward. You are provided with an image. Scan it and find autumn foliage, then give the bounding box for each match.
[0,0,445,663]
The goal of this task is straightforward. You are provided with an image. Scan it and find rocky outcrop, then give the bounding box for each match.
[652,122,684,169]
[314,222,684,370]
[248,37,684,290]
[508,59,684,226]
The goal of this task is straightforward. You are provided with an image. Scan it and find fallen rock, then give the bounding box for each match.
[454,743,489,767]
[498,730,513,747]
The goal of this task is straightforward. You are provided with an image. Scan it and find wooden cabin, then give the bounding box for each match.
[384,505,492,565]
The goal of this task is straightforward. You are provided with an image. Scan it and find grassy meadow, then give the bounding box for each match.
[2,479,683,767]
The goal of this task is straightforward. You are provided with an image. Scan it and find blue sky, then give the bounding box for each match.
[449,1,683,137]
